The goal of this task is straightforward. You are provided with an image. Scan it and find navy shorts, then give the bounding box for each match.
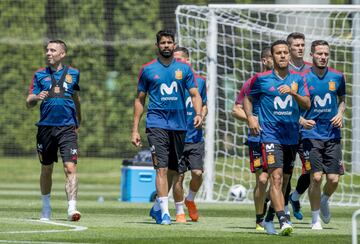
[37,126,78,165]
[302,138,342,174]
[248,141,266,173]
[178,141,205,173]
[262,143,296,174]
[146,128,186,170]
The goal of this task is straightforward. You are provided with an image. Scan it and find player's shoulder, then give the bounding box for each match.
[195,74,206,83]
[67,65,80,75]
[253,70,272,82]
[140,59,158,71]
[33,67,47,76]
[328,67,345,78]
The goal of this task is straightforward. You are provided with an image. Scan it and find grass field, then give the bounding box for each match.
[0,157,357,244]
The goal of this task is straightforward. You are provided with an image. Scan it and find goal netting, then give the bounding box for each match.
[176,4,360,205]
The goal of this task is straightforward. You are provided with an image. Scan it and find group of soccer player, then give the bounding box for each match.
[233,32,346,235]
[131,29,346,234]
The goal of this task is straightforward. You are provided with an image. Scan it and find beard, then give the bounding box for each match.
[159,49,173,58]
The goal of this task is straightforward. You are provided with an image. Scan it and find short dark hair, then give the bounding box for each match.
[271,40,288,55]
[261,46,271,59]
[286,32,305,44]
[311,40,330,53]
[47,39,67,52]
[156,30,175,44]
[174,46,189,58]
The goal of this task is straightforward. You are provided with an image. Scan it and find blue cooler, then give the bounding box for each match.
[120,150,157,202]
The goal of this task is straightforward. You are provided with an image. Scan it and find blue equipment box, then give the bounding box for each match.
[121,165,156,202]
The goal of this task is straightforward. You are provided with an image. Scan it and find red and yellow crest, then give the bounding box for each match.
[254,158,261,168]
[305,160,311,171]
[291,81,298,93]
[267,154,275,165]
[175,69,183,80]
[65,74,73,83]
[329,81,336,91]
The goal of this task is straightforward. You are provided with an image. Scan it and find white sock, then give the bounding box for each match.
[186,190,197,201]
[175,201,185,215]
[285,205,290,215]
[153,198,161,211]
[68,200,76,212]
[312,210,320,224]
[42,194,51,208]
[158,197,169,218]
[321,194,330,202]
[291,190,301,201]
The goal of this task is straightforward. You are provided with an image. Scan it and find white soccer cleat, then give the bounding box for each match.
[40,206,51,221]
[68,210,81,221]
[311,221,323,230]
[280,222,293,236]
[320,195,331,224]
[264,221,278,235]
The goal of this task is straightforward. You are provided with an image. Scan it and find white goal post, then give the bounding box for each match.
[176,4,360,205]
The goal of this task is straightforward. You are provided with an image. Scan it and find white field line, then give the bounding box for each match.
[0,241,90,244]
[0,219,87,234]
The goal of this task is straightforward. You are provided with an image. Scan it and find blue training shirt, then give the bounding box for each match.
[248,70,309,145]
[185,74,207,143]
[29,66,80,127]
[300,67,346,140]
[137,58,196,131]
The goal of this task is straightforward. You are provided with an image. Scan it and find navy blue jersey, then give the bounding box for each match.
[235,76,260,143]
[248,70,309,145]
[185,75,207,143]
[137,58,196,131]
[301,67,346,140]
[29,66,80,126]
[288,61,312,73]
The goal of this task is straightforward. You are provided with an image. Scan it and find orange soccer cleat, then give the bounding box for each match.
[176,213,187,223]
[185,199,199,222]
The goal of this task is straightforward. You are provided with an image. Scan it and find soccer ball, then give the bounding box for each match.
[229,184,247,201]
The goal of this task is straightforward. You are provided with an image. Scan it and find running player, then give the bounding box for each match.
[244,40,310,236]
[232,47,273,231]
[286,32,313,221]
[301,40,346,230]
[132,30,203,225]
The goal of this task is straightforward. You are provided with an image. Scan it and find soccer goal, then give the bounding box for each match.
[175,4,360,205]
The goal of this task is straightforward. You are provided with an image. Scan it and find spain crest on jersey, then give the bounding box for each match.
[267,154,275,165]
[175,69,183,80]
[329,81,336,91]
[291,81,298,93]
[65,74,73,83]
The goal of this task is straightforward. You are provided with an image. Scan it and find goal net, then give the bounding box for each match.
[176,4,360,205]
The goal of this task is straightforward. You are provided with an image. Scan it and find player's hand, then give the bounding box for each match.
[193,114,203,128]
[300,119,316,130]
[37,91,49,101]
[247,115,261,135]
[277,85,292,95]
[330,113,343,128]
[131,131,142,147]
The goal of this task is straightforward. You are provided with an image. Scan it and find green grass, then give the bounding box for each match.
[0,157,357,244]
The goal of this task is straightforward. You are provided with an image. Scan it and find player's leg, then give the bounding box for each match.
[282,145,296,224]
[37,126,56,221]
[249,141,268,230]
[147,128,171,224]
[306,139,324,229]
[320,139,341,224]
[184,141,204,222]
[171,165,186,223]
[282,173,292,223]
[58,126,80,221]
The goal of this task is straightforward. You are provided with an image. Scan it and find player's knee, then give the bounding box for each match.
[328,175,339,185]
[258,174,268,186]
[191,169,203,179]
[157,167,168,177]
[311,174,322,185]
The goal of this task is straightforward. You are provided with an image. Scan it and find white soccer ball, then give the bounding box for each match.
[229,184,247,201]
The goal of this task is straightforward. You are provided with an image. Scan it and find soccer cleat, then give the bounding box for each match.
[256,222,265,231]
[311,221,323,230]
[185,199,199,222]
[68,210,81,221]
[320,195,331,224]
[149,206,162,224]
[161,213,172,225]
[264,221,277,235]
[176,213,187,223]
[280,222,293,236]
[40,206,51,221]
[289,193,303,220]
[285,214,292,225]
